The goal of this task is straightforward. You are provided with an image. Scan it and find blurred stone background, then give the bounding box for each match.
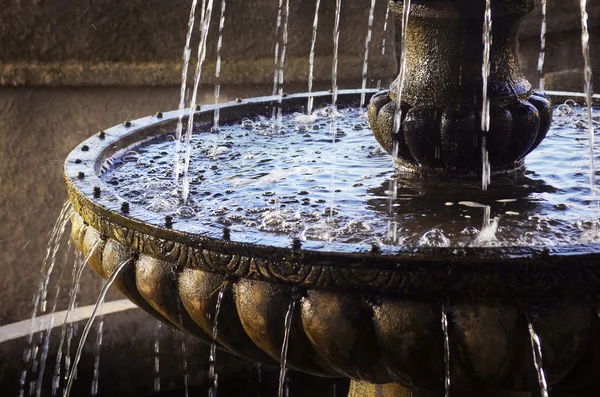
[0,0,597,395]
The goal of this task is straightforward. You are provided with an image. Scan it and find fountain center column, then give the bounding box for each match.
[368,0,553,176]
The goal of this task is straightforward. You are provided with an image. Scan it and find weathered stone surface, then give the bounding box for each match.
[0,0,396,86]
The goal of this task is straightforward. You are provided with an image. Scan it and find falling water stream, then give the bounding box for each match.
[174,0,201,182]
[182,0,216,204]
[63,258,132,397]
[481,0,493,191]
[177,297,190,397]
[278,299,297,397]
[538,0,547,90]
[33,239,72,397]
[208,282,228,397]
[272,0,285,98]
[441,307,450,397]
[392,0,411,139]
[327,0,343,221]
[377,5,391,89]
[360,0,377,108]
[90,305,104,396]
[307,0,322,114]
[528,322,550,397]
[213,0,228,129]
[20,202,73,397]
[579,0,596,198]
[154,320,162,393]
[51,251,82,396]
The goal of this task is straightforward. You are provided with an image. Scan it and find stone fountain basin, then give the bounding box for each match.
[64,90,600,396]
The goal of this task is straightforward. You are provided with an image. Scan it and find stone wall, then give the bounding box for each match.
[0,0,396,86]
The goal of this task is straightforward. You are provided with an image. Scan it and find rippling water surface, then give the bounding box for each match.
[100,102,600,251]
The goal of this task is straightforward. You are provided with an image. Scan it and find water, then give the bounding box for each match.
[178,297,190,397]
[212,0,228,128]
[537,0,547,90]
[182,0,216,204]
[272,0,285,97]
[174,0,201,182]
[331,0,342,109]
[360,0,377,108]
[51,252,82,396]
[64,258,131,397]
[34,239,72,397]
[278,299,297,397]
[528,322,550,397]
[100,104,600,251]
[154,320,162,393]
[441,307,450,397]
[579,0,596,196]
[208,282,228,397]
[20,202,73,397]
[481,0,493,191]
[307,0,322,114]
[377,5,391,89]
[392,0,411,138]
[90,306,104,396]
[51,244,98,396]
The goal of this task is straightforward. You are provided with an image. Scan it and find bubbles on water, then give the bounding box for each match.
[418,228,451,247]
[99,104,600,251]
[176,206,196,218]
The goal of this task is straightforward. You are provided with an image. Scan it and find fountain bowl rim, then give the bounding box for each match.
[64,89,600,296]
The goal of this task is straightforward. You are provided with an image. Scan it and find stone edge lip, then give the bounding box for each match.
[63,89,600,299]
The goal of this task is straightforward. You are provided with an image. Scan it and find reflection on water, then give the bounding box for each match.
[100,103,600,251]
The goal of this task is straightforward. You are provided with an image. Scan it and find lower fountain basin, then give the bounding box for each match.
[64,90,600,396]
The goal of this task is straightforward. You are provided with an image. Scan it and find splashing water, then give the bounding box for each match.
[278,299,297,397]
[441,307,451,397]
[481,0,492,191]
[174,0,202,182]
[360,0,377,108]
[154,320,162,393]
[307,0,322,114]
[528,322,550,397]
[90,306,104,396]
[392,0,411,137]
[208,282,228,397]
[579,0,596,198]
[63,258,131,397]
[213,0,228,128]
[182,0,216,204]
[537,0,547,90]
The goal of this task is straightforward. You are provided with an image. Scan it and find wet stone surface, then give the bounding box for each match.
[100,103,600,252]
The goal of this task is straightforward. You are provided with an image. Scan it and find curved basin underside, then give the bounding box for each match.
[64,90,600,396]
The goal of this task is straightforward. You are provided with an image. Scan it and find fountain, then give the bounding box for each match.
[54,0,600,396]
